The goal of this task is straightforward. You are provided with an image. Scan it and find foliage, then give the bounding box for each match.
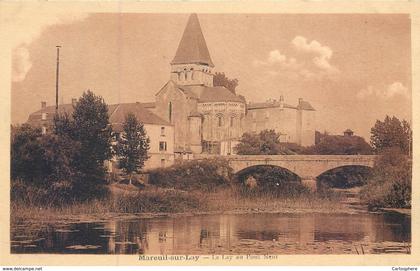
[11,90,113,203]
[11,125,80,185]
[148,159,232,192]
[235,166,309,197]
[53,112,74,137]
[360,148,411,208]
[317,166,372,189]
[370,115,412,155]
[304,135,373,155]
[112,188,206,213]
[11,124,44,183]
[213,72,239,94]
[9,125,107,205]
[235,130,282,155]
[114,113,150,182]
[71,90,112,182]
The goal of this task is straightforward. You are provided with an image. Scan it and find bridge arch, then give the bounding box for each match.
[234,164,302,182]
[233,164,304,195]
[316,165,373,189]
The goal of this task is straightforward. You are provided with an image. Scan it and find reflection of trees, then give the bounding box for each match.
[113,220,149,254]
[369,213,411,243]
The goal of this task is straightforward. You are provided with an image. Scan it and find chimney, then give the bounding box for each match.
[298,98,303,104]
[279,95,284,109]
[41,101,46,109]
[71,98,77,106]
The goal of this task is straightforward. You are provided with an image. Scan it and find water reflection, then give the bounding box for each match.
[11,212,410,254]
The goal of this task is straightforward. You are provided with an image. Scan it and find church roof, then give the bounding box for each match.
[109,103,171,129]
[171,14,214,67]
[247,101,296,110]
[180,85,245,103]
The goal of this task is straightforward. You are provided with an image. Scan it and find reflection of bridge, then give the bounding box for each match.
[193,154,377,190]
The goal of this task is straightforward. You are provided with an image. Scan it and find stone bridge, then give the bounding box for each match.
[192,154,377,190]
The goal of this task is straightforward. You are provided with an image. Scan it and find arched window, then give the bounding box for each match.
[217,115,224,127]
[169,102,172,122]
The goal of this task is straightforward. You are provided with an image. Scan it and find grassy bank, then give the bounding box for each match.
[11,184,354,224]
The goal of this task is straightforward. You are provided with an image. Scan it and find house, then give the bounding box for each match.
[26,101,175,170]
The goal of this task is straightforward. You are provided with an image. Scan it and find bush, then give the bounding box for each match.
[360,148,411,208]
[11,178,109,207]
[148,158,232,192]
[112,188,206,213]
[235,166,309,197]
[304,134,373,155]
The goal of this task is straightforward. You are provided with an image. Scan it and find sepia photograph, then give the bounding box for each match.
[3,4,416,263]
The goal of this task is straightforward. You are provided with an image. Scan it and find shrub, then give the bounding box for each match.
[148,158,232,192]
[11,178,109,207]
[360,148,411,208]
[112,188,206,213]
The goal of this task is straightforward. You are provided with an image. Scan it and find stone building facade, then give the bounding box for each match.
[244,97,316,146]
[26,102,175,170]
[149,14,246,156]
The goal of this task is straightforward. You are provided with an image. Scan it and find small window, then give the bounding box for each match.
[168,102,172,122]
[230,116,235,127]
[41,113,47,120]
[159,141,167,151]
[217,115,224,127]
[161,127,165,136]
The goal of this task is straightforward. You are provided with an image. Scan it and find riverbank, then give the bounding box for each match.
[11,184,366,225]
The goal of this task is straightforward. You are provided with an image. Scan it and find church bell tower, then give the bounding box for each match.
[170,14,214,87]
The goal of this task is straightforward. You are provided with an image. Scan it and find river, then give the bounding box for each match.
[11,211,410,254]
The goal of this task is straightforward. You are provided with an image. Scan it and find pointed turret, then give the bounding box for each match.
[170,14,215,87]
[171,14,214,67]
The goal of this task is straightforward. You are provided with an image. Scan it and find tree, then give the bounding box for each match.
[53,112,74,137]
[259,130,282,154]
[72,90,112,182]
[370,115,412,155]
[11,124,44,183]
[235,130,282,155]
[361,147,411,208]
[213,72,239,94]
[115,113,150,184]
[305,134,373,155]
[11,124,80,186]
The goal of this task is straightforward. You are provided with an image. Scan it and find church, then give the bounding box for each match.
[26,13,316,169]
[146,14,316,156]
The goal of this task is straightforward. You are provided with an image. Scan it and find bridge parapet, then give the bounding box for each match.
[192,154,377,180]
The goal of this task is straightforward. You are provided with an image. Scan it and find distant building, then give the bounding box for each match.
[244,97,316,146]
[343,129,354,137]
[26,102,174,170]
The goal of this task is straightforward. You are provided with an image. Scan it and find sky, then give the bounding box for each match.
[10,13,411,140]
